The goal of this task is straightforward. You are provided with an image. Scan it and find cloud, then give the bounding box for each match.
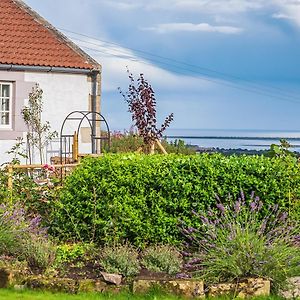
[142,22,243,34]
[70,35,222,130]
[143,0,264,14]
[272,13,295,19]
[69,36,215,93]
[101,1,141,11]
[271,0,300,27]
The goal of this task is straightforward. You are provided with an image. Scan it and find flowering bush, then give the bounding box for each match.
[0,203,55,273]
[22,236,55,274]
[182,192,300,292]
[0,203,44,255]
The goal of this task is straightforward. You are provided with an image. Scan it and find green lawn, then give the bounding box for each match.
[0,289,181,300]
[0,290,286,300]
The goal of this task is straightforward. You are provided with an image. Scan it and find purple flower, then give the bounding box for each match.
[258,220,267,235]
[279,212,288,222]
[187,227,197,233]
[207,210,214,217]
[188,258,202,264]
[234,200,241,213]
[240,190,245,202]
[216,203,225,213]
[181,251,192,257]
[250,201,257,211]
[294,235,300,246]
[176,273,191,279]
[200,215,209,224]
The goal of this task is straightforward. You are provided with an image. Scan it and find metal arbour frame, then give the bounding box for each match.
[59,110,110,163]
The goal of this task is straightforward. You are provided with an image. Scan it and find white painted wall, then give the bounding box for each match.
[0,140,17,166]
[25,72,90,132]
[0,71,93,165]
[25,72,93,159]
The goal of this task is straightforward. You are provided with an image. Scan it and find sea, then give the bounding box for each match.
[164,129,300,152]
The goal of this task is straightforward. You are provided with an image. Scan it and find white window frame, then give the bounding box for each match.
[0,82,12,130]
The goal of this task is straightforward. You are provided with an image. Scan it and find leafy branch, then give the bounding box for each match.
[119,69,174,148]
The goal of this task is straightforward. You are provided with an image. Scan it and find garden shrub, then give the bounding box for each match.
[22,236,56,274]
[55,243,94,265]
[0,166,60,221]
[0,167,10,201]
[100,243,140,277]
[51,154,300,246]
[181,193,300,292]
[103,130,195,155]
[0,203,41,256]
[141,245,182,275]
[0,203,55,274]
[104,131,144,153]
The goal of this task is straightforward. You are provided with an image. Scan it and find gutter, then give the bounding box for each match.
[0,64,97,74]
[91,70,100,154]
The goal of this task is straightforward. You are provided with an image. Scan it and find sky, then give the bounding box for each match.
[24,0,300,132]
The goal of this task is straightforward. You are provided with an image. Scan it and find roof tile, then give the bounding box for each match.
[0,0,99,70]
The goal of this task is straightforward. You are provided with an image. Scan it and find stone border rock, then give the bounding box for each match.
[0,268,128,294]
[0,268,272,298]
[280,277,300,299]
[208,278,270,299]
[133,279,204,298]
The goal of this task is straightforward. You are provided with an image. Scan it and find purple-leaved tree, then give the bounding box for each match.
[119,69,174,153]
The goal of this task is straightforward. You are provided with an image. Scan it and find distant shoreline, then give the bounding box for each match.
[191,147,300,155]
[166,136,300,141]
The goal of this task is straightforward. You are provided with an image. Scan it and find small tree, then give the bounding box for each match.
[119,69,174,153]
[22,84,57,164]
[6,137,28,165]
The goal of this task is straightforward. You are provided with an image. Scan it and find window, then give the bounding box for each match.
[0,82,12,129]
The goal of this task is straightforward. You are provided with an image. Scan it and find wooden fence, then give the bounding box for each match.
[6,163,79,190]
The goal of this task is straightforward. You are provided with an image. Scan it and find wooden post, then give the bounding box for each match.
[7,164,13,190]
[72,131,78,162]
[150,142,155,154]
[136,147,143,153]
[156,140,168,155]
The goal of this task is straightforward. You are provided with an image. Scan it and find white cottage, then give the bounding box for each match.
[0,0,102,164]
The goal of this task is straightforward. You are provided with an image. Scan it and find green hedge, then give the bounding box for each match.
[50,154,300,246]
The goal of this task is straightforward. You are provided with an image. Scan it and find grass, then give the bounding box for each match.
[0,289,286,300]
[0,289,182,300]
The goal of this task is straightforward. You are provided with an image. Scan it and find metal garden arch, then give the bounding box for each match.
[59,110,110,164]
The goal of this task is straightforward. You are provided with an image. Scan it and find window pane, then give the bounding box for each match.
[0,112,9,125]
[1,99,9,111]
[1,85,10,98]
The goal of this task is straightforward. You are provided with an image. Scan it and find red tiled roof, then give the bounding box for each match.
[0,0,100,70]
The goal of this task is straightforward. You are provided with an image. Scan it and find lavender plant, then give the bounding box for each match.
[100,243,140,277]
[0,203,37,255]
[141,245,182,275]
[22,236,55,274]
[0,203,55,273]
[181,192,300,291]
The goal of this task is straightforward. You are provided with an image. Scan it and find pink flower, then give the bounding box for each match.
[43,164,55,172]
